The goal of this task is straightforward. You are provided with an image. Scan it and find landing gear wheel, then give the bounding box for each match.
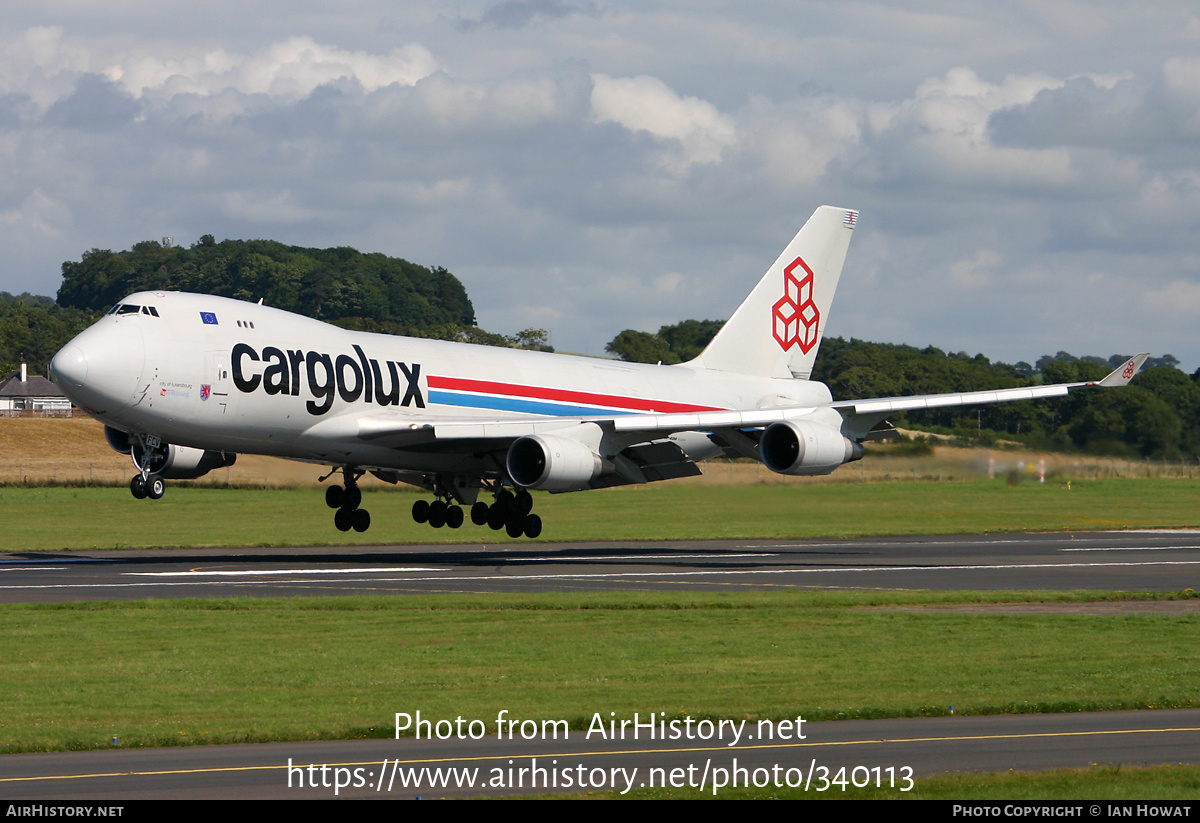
[514,490,533,516]
[130,475,147,499]
[352,509,371,533]
[412,499,430,523]
[487,506,506,531]
[428,500,447,528]
[334,508,353,532]
[325,485,344,509]
[491,494,513,520]
[506,515,526,539]
[445,505,464,529]
[523,513,542,539]
[470,501,490,526]
[147,477,165,500]
[342,485,362,511]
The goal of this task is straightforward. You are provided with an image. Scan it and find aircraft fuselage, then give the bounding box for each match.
[51,290,836,476]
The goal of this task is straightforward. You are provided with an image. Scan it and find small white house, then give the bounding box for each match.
[0,359,71,414]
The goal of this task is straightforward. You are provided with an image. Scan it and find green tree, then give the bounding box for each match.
[604,318,723,364]
[657,319,723,361]
[0,293,95,375]
[56,237,476,331]
[606,330,679,364]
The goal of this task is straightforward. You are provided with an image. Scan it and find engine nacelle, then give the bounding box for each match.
[760,419,863,476]
[104,426,133,454]
[507,434,604,491]
[131,441,238,479]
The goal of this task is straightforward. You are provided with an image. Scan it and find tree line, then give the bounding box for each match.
[57,235,477,328]
[2,236,554,378]
[0,293,94,378]
[607,321,1200,459]
[8,237,1196,461]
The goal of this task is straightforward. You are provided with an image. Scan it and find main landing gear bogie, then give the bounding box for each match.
[411,499,466,529]
[412,487,541,539]
[324,468,371,533]
[320,468,543,539]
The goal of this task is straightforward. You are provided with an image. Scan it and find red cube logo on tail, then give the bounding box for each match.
[772,256,820,353]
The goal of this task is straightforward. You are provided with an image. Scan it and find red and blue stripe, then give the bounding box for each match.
[426,376,725,417]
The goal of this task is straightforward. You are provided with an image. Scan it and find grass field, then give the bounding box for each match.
[4,416,1200,489]
[4,419,1199,797]
[1,476,1197,550]
[1,590,1198,755]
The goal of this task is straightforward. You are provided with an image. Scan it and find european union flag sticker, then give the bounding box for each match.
[200,312,218,325]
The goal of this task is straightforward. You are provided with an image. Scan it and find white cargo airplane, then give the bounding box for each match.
[50,206,1147,539]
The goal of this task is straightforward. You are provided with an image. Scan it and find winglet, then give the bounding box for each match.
[1095,353,1150,387]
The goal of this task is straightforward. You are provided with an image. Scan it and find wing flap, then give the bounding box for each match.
[355,414,601,444]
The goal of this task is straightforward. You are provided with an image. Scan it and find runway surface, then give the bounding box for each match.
[3,710,1199,799]
[2,530,1199,603]
[4,530,1197,799]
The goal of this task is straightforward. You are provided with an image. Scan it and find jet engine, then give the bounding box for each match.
[127,439,237,479]
[506,434,607,491]
[759,419,863,476]
[104,425,133,454]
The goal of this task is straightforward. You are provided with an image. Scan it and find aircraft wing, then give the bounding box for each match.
[348,353,1149,446]
[609,352,1150,441]
[828,352,1149,438]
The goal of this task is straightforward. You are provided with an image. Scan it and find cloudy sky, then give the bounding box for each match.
[2,1,1199,370]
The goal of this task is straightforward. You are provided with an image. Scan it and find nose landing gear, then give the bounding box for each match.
[130,474,165,500]
[128,434,166,501]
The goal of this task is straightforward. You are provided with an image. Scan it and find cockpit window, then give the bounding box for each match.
[110,304,159,316]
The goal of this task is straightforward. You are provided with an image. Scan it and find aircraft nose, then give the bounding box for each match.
[50,344,88,389]
[50,322,146,412]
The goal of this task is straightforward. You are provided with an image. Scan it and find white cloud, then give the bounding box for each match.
[947,249,1001,290]
[654,271,683,293]
[591,73,735,171]
[0,6,1198,369]
[358,72,580,139]
[1145,278,1200,318]
[221,190,323,224]
[860,67,1081,190]
[107,37,438,98]
[738,95,862,188]
[0,28,438,106]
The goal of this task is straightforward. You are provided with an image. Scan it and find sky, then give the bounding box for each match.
[2,1,1199,370]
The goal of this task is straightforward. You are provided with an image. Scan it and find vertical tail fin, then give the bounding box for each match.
[691,205,857,379]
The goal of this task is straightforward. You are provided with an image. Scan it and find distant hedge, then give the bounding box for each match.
[57,235,475,328]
